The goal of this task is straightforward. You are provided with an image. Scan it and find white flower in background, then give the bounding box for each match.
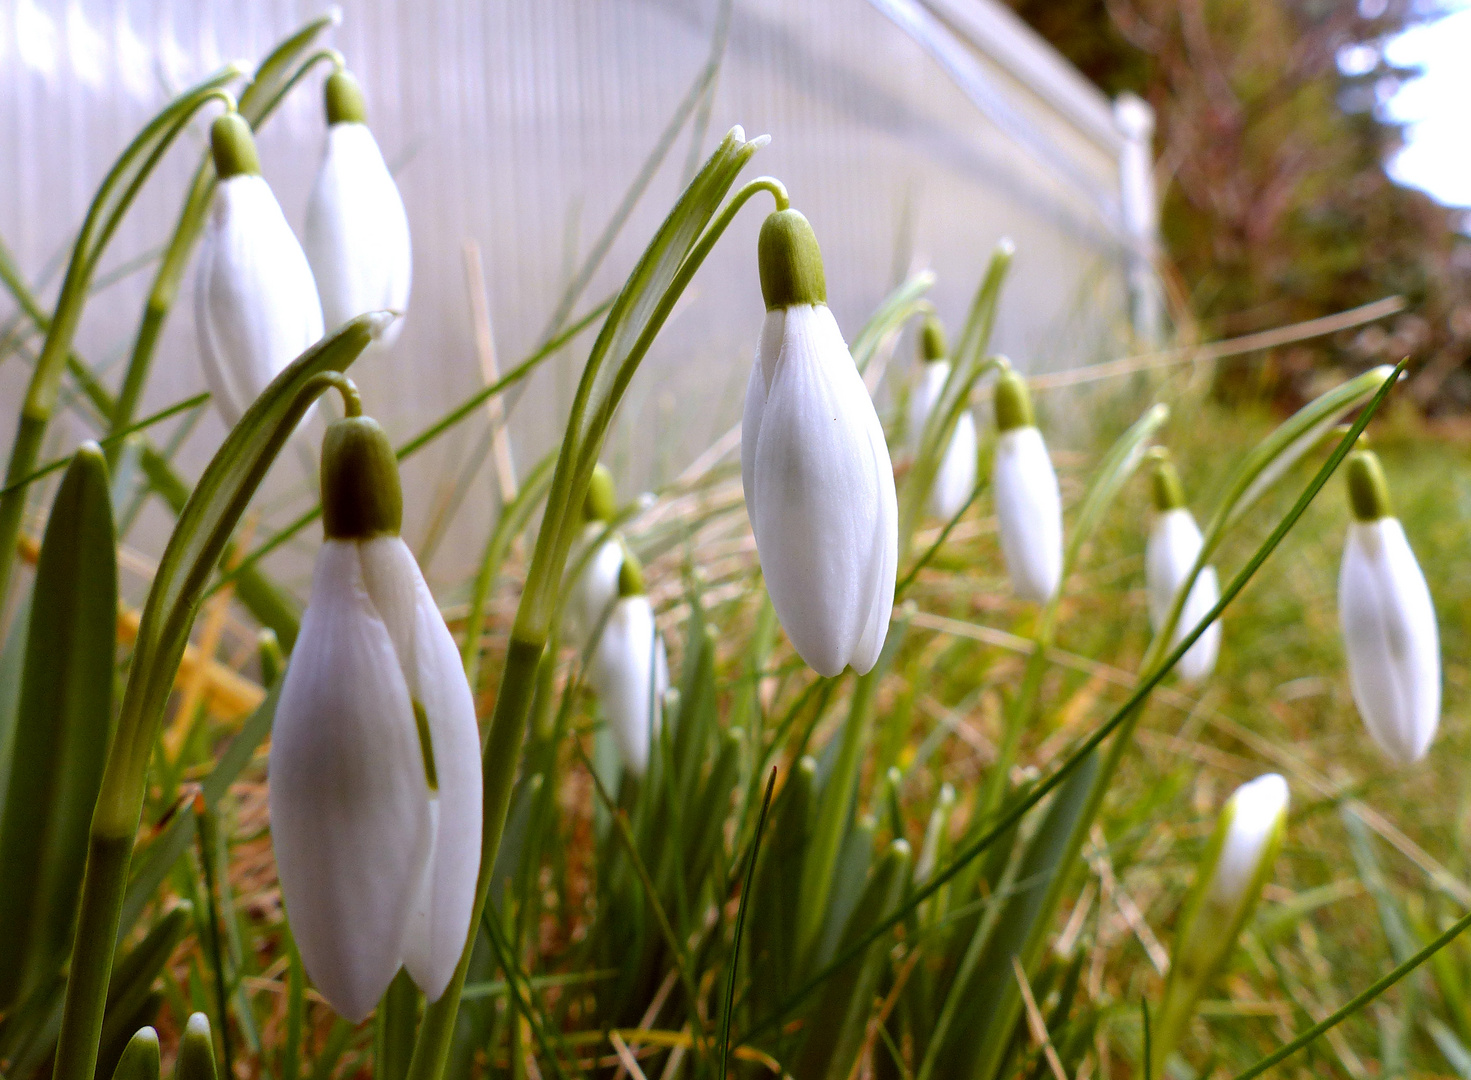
[741,208,898,678]
[990,368,1062,603]
[563,463,623,650]
[1152,772,1288,1076]
[589,554,669,777]
[1144,452,1221,681]
[195,113,324,426]
[907,317,977,521]
[1205,773,1289,908]
[269,414,481,1021]
[1338,448,1440,765]
[305,69,412,343]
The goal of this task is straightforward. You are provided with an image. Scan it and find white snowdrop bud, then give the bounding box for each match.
[562,464,623,650]
[741,209,898,677]
[195,113,325,426]
[1145,454,1221,681]
[1338,448,1440,765]
[908,317,977,521]
[269,414,481,1021]
[1153,773,1289,1075]
[1205,773,1289,909]
[589,555,669,777]
[990,369,1062,603]
[305,70,412,343]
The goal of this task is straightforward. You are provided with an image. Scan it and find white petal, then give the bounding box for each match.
[590,595,666,776]
[357,538,483,1000]
[1209,773,1288,906]
[1339,519,1440,764]
[747,305,897,677]
[1176,566,1221,682]
[929,410,977,521]
[1146,509,1220,681]
[741,309,786,548]
[268,541,431,1021]
[907,360,950,457]
[562,524,624,650]
[305,123,412,343]
[992,426,1063,603]
[195,175,325,425]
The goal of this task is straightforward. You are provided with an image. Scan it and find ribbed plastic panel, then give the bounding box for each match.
[0,0,1136,591]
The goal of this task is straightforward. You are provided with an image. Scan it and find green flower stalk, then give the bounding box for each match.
[1150,774,1289,1076]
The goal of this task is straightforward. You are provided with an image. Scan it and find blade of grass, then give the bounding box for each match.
[720,768,778,1080]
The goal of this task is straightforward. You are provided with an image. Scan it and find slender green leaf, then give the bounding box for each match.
[0,444,116,1008]
[791,839,911,1080]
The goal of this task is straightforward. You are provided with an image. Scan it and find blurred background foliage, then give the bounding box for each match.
[1004,0,1471,412]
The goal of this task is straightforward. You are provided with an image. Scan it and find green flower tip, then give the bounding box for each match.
[112,1027,161,1080]
[209,113,260,179]
[1150,454,1187,512]
[321,416,403,540]
[758,209,827,310]
[325,69,368,125]
[70,439,108,482]
[920,316,948,361]
[583,463,617,524]
[177,1013,218,1080]
[993,369,1034,432]
[617,552,646,598]
[1346,449,1392,522]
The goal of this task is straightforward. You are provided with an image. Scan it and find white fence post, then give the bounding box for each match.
[1114,91,1163,345]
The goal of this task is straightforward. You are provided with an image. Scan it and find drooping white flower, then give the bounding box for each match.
[741,209,898,678]
[990,369,1062,603]
[562,463,623,651]
[269,414,481,1021]
[1338,448,1440,765]
[305,70,412,343]
[1144,454,1221,682]
[589,555,669,777]
[907,317,978,522]
[195,113,324,426]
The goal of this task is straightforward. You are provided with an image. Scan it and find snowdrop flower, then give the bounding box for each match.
[195,113,324,425]
[562,464,624,650]
[1338,448,1440,765]
[907,317,977,521]
[269,409,482,1021]
[305,70,412,343]
[1145,452,1221,681]
[589,554,669,777]
[990,368,1062,603]
[1204,773,1289,909]
[741,209,898,677]
[1153,774,1288,1075]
